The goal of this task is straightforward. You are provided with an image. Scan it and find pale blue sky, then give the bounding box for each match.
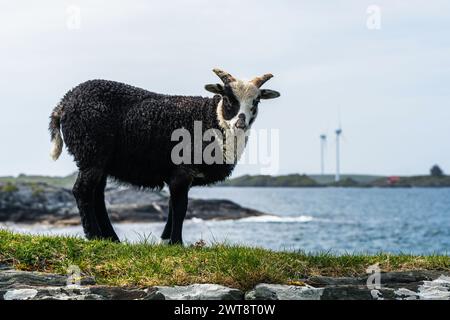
[0,0,449,177]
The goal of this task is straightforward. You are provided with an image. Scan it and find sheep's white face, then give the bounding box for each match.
[205,72,280,133]
[218,80,260,132]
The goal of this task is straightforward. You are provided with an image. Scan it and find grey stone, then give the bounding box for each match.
[395,275,450,300]
[2,286,100,300]
[84,286,163,300]
[0,269,95,289]
[154,284,243,300]
[380,270,446,285]
[306,275,365,287]
[3,288,39,300]
[245,283,324,300]
[320,285,398,300]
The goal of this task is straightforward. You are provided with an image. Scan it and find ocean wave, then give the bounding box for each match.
[190,217,205,223]
[238,215,314,223]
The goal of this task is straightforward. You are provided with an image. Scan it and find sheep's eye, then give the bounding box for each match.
[252,98,260,107]
[221,95,240,120]
[222,96,232,108]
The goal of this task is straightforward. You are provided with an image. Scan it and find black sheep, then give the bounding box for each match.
[49,69,280,244]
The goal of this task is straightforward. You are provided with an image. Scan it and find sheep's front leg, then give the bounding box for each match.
[168,172,192,245]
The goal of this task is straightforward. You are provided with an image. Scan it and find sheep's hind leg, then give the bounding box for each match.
[73,168,104,240]
[160,198,172,243]
[94,175,120,242]
[168,172,192,245]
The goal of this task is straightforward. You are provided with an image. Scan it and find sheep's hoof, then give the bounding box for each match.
[107,235,120,243]
[168,239,184,246]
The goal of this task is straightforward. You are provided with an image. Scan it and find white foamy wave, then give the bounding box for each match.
[238,215,314,223]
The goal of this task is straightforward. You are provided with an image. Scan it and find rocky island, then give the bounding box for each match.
[0,181,265,225]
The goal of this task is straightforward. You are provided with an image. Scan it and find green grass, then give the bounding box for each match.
[0,230,448,290]
[0,182,19,193]
[219,174,450,188]
[219,174,384,187]
[309,174,384,185]
[220,174,320,187]
[0,173,77,189]
[371,175,450,187]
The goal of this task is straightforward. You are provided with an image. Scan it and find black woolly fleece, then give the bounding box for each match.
[50,79,236,189]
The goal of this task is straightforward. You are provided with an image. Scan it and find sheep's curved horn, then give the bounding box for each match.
[250,73,274,88]
[212,68,236,85]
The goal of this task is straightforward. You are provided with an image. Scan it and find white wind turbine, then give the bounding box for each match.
[335,126,342,182]
[320,134,327,175]
[335,108,343,182]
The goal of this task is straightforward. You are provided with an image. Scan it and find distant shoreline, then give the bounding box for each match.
[216,184,450,189]
[1,173,450,189]
[218,173,450,188]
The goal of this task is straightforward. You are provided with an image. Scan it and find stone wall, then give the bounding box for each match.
[1,267,448,300]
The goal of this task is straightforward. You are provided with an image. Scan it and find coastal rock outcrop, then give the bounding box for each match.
[0,182,265,224]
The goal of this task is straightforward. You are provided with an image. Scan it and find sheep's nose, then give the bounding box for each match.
[235,114,247,130]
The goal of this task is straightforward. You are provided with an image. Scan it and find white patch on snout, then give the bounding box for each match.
[228,81,259,131]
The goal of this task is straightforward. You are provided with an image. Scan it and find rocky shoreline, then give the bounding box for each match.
[1,267,449,300]
[0,182,265,225]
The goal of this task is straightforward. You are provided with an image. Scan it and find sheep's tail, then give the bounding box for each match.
[49,104,64,161]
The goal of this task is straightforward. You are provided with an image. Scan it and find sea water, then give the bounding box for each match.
[3,187,450,254]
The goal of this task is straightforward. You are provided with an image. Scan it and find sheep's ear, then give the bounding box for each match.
[260,89,280,99]
[205,84,224,95]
